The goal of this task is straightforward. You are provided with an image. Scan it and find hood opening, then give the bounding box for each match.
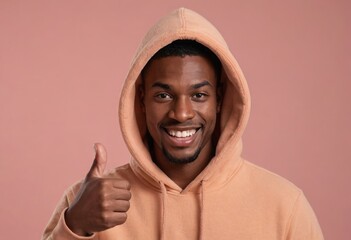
[119,8,250,192]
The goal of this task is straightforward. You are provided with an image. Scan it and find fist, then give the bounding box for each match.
[65,143,131,236]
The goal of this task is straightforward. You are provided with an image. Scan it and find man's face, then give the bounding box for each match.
[141,55,220,164]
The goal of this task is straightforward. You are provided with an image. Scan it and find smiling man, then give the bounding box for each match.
[43,8,324,240]
[140,41,221,189]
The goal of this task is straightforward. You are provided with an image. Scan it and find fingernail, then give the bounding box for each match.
[93,143,98,154]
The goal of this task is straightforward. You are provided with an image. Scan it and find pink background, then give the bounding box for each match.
[0,1,350,239]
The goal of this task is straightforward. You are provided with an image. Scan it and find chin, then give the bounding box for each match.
[162,146,201,164]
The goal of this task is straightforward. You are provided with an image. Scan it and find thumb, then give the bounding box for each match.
[87,143,107,179]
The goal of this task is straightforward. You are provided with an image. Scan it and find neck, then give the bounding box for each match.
[151,141,214,189]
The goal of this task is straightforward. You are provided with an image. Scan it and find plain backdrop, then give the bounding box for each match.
[0,0,350,239]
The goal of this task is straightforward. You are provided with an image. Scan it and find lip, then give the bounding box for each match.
[162,127,201,147]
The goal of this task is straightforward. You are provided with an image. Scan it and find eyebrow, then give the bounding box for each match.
[192,81,212,89]
[151,82,171,90]
[151,81,212,90]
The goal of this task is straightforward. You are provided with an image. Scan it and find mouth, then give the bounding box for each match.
[166,129,198,138]
[161,126,201,147]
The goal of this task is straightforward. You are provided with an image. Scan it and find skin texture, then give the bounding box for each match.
[65,143,131,236]
[141,55,221,188]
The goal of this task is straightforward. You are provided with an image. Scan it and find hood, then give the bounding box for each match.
[119,8,251,193]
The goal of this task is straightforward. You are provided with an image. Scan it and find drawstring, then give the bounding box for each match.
[199,180,205,240]
[159,180,206,240]
[159,181,167,240]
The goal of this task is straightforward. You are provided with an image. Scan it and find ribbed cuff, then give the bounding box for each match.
[51,208,96,240]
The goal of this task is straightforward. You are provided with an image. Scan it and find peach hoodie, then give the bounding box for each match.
[43,8,324,240]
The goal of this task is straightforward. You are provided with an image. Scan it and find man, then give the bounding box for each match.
[43,8,323,239]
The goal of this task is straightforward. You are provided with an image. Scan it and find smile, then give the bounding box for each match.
[166,129,198,138]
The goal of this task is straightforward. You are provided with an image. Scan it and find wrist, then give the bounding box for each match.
[64,208,92,237]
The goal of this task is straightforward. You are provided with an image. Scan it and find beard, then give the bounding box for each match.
[146,131,203,165]
[161,145,202,164]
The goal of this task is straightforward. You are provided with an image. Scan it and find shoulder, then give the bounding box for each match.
[240,160,303,203]
[236,161,324,239]
[238,160,316,226]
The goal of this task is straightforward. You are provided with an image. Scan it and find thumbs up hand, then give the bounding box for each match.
[65,143,131,236]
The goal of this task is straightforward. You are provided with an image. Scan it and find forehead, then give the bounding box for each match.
[142,55,217,87]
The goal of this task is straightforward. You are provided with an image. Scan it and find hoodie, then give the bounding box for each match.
[42,8,324,240]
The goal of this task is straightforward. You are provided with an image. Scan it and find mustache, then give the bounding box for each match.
[160,120,198,128]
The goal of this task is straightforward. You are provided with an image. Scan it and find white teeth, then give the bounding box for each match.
[168,129,196,138]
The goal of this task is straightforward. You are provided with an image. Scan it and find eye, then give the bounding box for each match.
[192,92,208,100]
[157,93,171,99]
[155,92,172,101]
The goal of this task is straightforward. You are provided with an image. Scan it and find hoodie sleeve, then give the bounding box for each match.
[42,183,97,240]
[285,192,324,240]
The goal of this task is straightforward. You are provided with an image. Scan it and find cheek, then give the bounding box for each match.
[145,110,157,128]
[145,104,166,132]
[196,99,217,118]
[197,102,218,131]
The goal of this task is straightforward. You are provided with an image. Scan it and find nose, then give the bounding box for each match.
[168,96,195,122]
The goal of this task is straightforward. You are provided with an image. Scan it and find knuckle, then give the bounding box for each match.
[101,180,110,189]
[124,181,131,190]
[94,180,106,194]
[97,197,111,211]
[97,191,107,202]
[115,179,130,189]
[100,212,110,226]
[100,200,109,211]
[102,191,110,200]
[97,185,112,200]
